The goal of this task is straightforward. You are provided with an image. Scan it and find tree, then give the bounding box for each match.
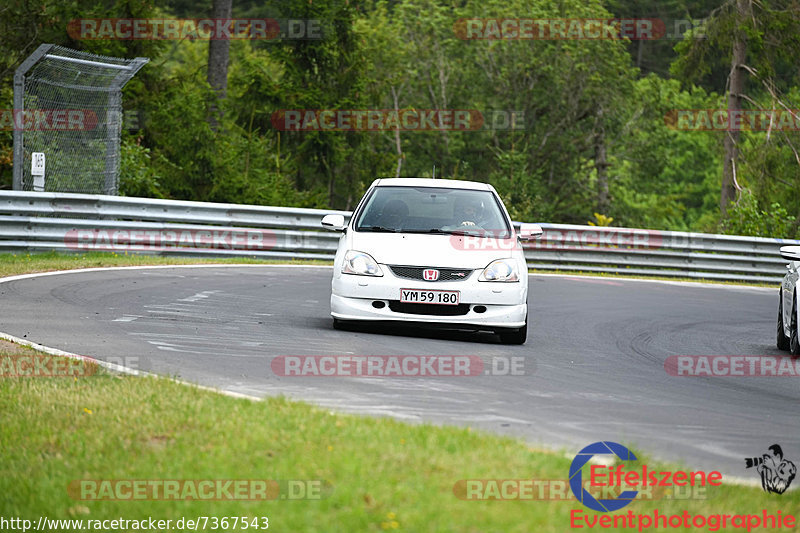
[719,0,749,216]
[674,0,800,230]
[207,0,232,130]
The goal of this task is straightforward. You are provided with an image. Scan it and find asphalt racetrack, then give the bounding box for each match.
[1,265,794,479]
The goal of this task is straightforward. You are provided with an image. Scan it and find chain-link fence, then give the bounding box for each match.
[12,44,148,195]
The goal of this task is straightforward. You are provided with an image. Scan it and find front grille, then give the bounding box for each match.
[389,265,473,282]
[388,301,471,316]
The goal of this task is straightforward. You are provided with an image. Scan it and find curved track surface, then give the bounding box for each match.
[1,265,794,478]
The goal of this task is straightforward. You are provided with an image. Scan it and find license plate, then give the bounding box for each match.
[400,289,460,305]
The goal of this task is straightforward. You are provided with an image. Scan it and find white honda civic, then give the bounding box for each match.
[778,245,800,354]
[320,178,542,344]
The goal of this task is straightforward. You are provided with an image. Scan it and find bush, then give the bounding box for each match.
[119,139,166,198]
[721,190,798,239]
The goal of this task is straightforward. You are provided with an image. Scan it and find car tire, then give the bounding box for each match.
[778,294,791,351]
[499,316,527,345]
[332,317,347,330]
[790,298,800,356]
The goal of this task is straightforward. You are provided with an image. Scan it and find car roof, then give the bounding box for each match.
[371,177,494,191]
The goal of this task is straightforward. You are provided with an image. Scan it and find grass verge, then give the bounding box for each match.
[1,348,798,532]
[0,251,328,278]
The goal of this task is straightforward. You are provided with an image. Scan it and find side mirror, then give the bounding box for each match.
[321,214,347,232]
[518,223,544,242]
[779,245,800,261]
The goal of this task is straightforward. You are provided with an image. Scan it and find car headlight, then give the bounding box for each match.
[479,258,519,282]
[342,250,384,276]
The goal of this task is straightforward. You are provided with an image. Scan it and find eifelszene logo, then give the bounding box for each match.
[745,444,796,495]
[569,441,722,513]
[569,441,639,512]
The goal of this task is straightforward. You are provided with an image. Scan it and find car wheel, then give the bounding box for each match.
[499,316,527,345]
[790,298,800,356]
[332,317,347,330]
[778,294,791,351]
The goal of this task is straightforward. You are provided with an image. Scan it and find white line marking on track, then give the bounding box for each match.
[0,261,774,291]
[179,290,220,302]
[529,272,777,292]
[112,315,142,322]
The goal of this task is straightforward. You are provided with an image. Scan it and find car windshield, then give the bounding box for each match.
[354,186,511,238]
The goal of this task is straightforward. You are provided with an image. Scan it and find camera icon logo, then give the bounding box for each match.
[744,444,796,495]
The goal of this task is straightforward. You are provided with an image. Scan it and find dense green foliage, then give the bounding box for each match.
[1,0,798,237]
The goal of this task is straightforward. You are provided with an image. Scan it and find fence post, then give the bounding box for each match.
[12,44,53,191]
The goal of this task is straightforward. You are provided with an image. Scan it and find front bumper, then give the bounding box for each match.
[331,268,527,328]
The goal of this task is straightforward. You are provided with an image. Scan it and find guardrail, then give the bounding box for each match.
[0,190,796,284]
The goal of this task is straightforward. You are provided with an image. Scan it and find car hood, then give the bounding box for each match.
[348,231,518,268]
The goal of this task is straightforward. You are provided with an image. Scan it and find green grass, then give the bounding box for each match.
[1,351,798,532]
[0,251,328,278]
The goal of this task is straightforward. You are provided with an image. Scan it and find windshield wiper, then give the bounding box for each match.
[426,228,484,236]
[359,225,400,233]
[401,228,450,234]
[393,228,475,235]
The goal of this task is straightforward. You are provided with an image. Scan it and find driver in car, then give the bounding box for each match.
[378,199,409,230]
[452,197,484,227]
